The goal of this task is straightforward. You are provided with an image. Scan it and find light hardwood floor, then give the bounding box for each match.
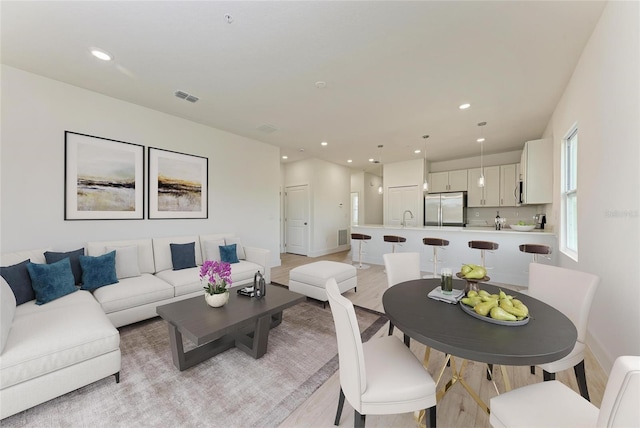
[274,251,608,428]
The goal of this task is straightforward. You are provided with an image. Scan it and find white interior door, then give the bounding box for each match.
[285,185,309,256]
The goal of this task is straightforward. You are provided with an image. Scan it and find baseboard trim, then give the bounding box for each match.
[586,330,614,374]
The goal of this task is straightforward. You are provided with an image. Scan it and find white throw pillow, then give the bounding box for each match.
[202,239,225,262]
[1,277,16,354]
[106,245,141,279]
[225,237,246,260]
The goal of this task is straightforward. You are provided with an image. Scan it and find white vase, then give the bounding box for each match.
[205,291,229,308]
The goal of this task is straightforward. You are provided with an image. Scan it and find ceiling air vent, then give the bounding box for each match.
[257,124,278,134]
[174,90,199,103]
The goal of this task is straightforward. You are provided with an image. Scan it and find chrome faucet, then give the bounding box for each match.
[402,210,414,228]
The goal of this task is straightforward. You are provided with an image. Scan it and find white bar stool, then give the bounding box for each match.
[422,237,449,278]
[383,235,406,253]
[351,233,372,269]
[468,240,499,269]
[519,243,552,263]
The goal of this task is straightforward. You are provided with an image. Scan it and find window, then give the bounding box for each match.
[350,192,359,226]
[561,126,578,260]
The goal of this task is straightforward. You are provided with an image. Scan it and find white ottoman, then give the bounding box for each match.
[289,261,357,304]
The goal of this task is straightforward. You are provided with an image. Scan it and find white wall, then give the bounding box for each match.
[283,158,351,257]
[350,171,365,225]
[542,1,640,371]
[350,171,383,225]
[383,159,425,225]
[0,66,282,267]
[363,172,383,225]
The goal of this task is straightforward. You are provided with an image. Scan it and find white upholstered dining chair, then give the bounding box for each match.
[326,278,437,428]
[490,355,640,428]
[528,263,600,400]
[383,252,421,343]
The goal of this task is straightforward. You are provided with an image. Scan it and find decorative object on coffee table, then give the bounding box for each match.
[201,260,232,308]
[204,291,229,308]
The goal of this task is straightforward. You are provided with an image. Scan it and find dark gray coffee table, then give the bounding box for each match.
[157,285,305,371]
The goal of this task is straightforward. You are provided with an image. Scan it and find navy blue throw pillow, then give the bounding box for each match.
[45,248,84,285]
[26,258,77,305]
[170,242,196,270]
[79,251,119,291]
[0,259,36,305]
[219,244,239,264]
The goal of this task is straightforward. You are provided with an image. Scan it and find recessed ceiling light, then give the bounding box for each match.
[414,149,421,154]
[459,103,471,110]
[368,158,375,162]
[315,81,327,89]
[90,48,112,61]
[282,155,288,160]
[347,159,352,163]
[321,141,328,146]
[477,137,485,143]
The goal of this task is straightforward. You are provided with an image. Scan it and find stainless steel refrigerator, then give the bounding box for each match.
[424,192,467,226]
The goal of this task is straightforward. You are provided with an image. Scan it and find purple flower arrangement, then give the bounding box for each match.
[200,260,233,295]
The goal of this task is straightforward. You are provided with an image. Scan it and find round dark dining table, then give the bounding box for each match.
[382,279,577,366]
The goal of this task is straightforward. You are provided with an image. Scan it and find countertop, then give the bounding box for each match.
[352,224,555,236]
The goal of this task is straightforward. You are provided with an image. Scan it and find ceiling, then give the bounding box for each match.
[1,1,606,172]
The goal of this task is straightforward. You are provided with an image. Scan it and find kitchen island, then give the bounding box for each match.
[351,225,556,287]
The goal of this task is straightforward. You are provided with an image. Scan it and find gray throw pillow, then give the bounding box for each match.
[202,239,225,262]
[106,245,141,279]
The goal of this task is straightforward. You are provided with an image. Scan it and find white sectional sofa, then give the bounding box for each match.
[0,234,271,419]
[86,233,270,328]
[0,249,121,420]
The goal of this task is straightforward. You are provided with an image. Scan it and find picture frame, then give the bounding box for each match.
[148,147,208,219]
[65,131,145,220]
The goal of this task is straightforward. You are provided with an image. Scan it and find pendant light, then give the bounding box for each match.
[422,135,429,191]
[377,145,384,194]
[477,122,487,188]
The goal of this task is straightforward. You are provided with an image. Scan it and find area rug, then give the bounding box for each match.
[2,299,387,428]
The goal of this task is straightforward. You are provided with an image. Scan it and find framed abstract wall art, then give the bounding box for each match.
[65,131,145,220]
[148,147,208,219]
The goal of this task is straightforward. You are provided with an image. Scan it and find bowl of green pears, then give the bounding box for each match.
[510,221,536,231]
[460,289,530,326]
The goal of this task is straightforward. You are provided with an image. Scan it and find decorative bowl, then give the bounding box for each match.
[456,272,490,294]
[510,224,536,232]
[459,301,530,326]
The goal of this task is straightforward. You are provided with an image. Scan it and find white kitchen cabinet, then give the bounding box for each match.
[500,163,520,207]
[467,166,500,207]
[448,169,468,191]
[521,139,553,204]
[429,172,450,193]
[428,169,468,192]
